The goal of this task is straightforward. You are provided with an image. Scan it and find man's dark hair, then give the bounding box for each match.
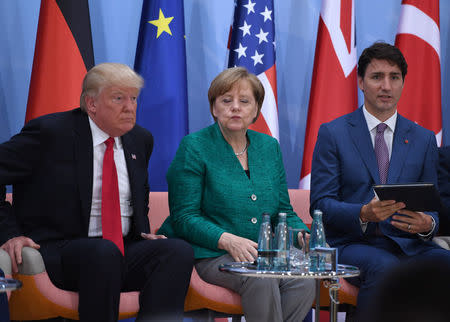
[357,42,408,80]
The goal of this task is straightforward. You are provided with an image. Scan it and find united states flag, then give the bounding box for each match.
[228,0,279,139]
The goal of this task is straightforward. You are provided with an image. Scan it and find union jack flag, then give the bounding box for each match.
[228,0,279,139]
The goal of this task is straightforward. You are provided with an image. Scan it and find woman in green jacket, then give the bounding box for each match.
[159,67,315,322]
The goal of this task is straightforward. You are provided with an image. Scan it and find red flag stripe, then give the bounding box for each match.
[265,65,278,104]
[252,69,278,138]
[249,115,273,137]
[25,0,93,123]
[340,0,352,53]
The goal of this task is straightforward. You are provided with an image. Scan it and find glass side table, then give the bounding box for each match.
[219,262,359,322]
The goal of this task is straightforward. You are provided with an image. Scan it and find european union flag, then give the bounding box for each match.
[134,0,188,191]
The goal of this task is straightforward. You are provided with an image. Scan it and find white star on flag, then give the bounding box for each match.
[234,43,247,58]
[251,50,264,66]
[260,6,272,22]
[243,0,256,14]
[239,20,252,36]
[255,28,269,44]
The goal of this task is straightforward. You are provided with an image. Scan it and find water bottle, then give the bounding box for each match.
[309,209,326,272]
[273,212,289,271]
[257,213,273,270]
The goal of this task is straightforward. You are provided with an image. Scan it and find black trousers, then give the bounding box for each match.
[39,237,194,322]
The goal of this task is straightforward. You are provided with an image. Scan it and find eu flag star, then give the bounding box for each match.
[148,9,174,38]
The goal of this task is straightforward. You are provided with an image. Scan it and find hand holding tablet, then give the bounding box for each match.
[373,183,442,212]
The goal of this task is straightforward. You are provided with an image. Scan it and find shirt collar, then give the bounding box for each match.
[88,117,122,149]
[362,105,397,133]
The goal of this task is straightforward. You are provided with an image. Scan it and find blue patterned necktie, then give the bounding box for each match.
[375,123,389,184]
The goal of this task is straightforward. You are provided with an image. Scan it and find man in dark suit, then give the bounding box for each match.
[310,42,450,316]
[0,63,194,321]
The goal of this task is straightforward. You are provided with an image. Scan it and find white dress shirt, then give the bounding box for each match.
[88,117,133,237]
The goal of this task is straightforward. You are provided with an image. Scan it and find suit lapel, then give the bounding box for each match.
[387,115,411,183]
[348,109,380,183]
[73,110,94,231]
[121,131,139,208]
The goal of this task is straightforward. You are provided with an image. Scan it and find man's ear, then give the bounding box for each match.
[85,96,96,114]
[357,76,364,92]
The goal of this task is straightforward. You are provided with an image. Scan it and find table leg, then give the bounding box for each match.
[329,288,338,322]
[328,277,340,322]
[315,279,320,322]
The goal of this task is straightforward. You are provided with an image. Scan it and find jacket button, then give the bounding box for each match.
[251,217,258,224]
[251,194,257,201]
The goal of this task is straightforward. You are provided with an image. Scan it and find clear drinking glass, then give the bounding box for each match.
[288,228,309,272]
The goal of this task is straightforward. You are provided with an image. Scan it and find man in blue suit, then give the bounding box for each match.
[310,42,450,316]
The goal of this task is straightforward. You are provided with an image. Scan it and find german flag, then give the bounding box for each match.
[25,0,94,123]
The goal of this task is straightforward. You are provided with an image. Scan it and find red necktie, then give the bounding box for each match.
[101,137,124,254]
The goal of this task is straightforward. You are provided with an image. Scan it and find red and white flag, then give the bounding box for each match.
[395,0,442,146]
[299,0,357,189]
[228,0,278,139]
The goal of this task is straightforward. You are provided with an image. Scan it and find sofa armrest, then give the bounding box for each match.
[0,249,11,276]
[18,247,45,275]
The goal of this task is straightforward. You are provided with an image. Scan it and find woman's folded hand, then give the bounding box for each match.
[218,232,258,262]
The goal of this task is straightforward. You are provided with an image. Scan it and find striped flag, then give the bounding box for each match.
[299,0,357,189]
[395,0,442,146]
[228,0,278,139]
[25,0,94,123]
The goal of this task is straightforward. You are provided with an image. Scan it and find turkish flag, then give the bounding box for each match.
[395,0,442,145]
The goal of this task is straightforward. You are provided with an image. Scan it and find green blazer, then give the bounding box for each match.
[159,123,308,259]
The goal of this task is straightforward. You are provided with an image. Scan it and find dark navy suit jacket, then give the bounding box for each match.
[0,108,153,245]
[310,108,439,256]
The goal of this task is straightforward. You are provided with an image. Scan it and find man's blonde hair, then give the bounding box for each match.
[80,63,144,111]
